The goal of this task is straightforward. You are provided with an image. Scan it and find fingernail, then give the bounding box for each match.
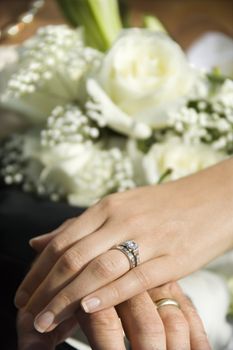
[34,311,54,333]
[14,290,29,308]
[81,297,101,313]
[29,239,41,249]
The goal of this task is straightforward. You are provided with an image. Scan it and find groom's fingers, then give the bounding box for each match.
[149,282,211,350]
[176,288,211,350]
[17,310,79,350]
[77,307,126,350]
[15,202,107,308]
[117,292,166,350]
[17,310,55,350]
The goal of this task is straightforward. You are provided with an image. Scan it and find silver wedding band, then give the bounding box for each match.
[111,240,140,269]
[155,298,180,310]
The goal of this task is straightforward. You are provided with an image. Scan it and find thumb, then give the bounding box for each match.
[17,310,55,350]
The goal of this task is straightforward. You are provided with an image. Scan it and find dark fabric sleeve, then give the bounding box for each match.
[0,186,85,350]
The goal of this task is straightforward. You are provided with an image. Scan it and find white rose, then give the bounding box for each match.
[143,138,226,184]
[35,142,134,207]
[87,29,196,138]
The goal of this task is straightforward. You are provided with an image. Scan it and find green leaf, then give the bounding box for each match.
[56,0,123,51]
[158,168,172,184]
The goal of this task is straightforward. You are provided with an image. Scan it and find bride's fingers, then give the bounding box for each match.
[29,218,76,253]
[14,202,107,308]
[25,226,130,317]
[80,256,173,313]
[117,292,166,350]
[32,256,172,334]
[31,246,137,333]
[77,307,126,350]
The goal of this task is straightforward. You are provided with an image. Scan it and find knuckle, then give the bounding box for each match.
[89,309,121,331]
[133,268,151,290]
[186,303,199,320]
[168,281,181,295]
[163,312,189,334]
[134,316,164,337]
[184,295,196,311]
[48,237,66,256]
[91,256,116,280]
[125,214,142,229]
[61,249,84,272]
[100,194,120,213]
[109,284,121,301]
[57,292,74,308]
[101,196,114,212]
[64,218,75,226]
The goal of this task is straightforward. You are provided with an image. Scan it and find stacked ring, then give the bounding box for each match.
[112,240,140,269]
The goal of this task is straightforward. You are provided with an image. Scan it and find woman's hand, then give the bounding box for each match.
[15,159,233,333]
[17,282,210,350]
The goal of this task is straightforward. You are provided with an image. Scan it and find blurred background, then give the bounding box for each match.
[0,0,232,49]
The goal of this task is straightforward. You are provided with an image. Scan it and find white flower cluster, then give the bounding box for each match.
[0,130,135,205]
[67,147,135,206]
[41,104,100,147]
[0,132,65,200]
[170,78,233,153]
[1,25,102,123]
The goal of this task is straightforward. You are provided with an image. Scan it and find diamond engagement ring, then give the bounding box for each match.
[112,240,140,269]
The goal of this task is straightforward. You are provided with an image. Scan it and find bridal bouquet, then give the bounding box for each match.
[1,1,232,206]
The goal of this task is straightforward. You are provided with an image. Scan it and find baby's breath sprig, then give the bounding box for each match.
[0,133,68,202]
[110,148,135,193]
[0,135,26,186]
[170,78,233,153]
[41,104,101,147]
[1,25,102,122]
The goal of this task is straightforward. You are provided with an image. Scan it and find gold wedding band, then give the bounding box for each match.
[155,298,180,310]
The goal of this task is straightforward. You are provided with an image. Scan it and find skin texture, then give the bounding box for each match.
[15,158,233,336]
[17,282,211,350]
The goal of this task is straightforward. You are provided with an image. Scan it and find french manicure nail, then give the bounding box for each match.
[34,311,54,333]
[14,290,29,308]
[81,297,101,313]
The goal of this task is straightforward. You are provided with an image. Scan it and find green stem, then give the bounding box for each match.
[56,0,123,51]
[143,15,167,33]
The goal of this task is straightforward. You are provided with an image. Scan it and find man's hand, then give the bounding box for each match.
[17,282,211,350]
[17,309,79,350]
